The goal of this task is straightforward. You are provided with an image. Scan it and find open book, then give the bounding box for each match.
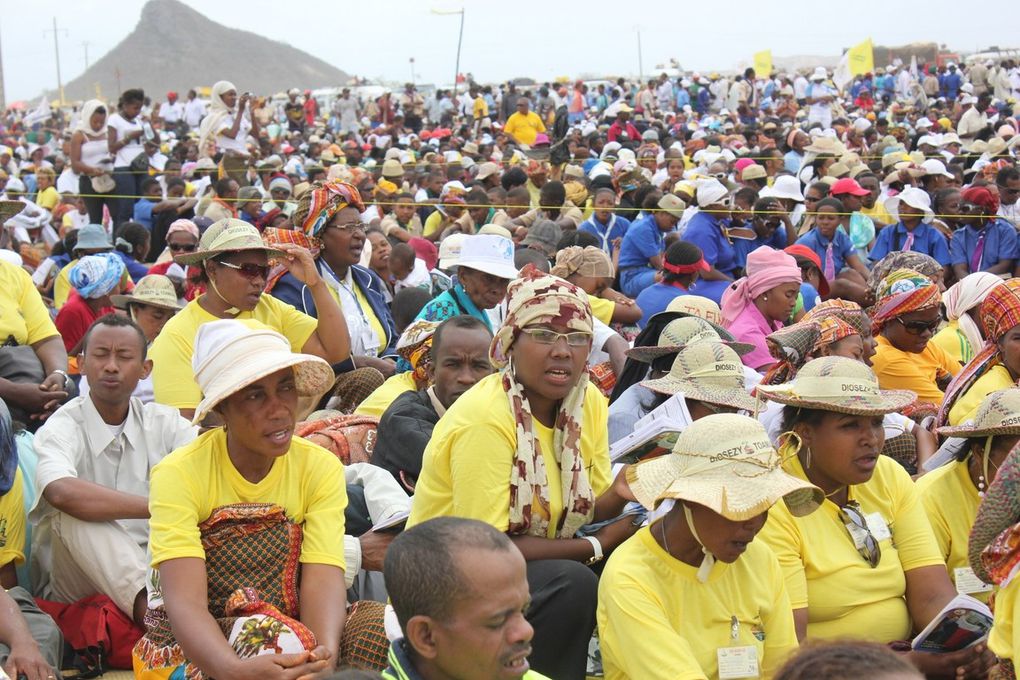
[609,392,693,465]
[911,594,993,653]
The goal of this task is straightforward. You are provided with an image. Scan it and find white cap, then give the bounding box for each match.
[455,234,518,280]
[760,175,804,202]
[696,179,730,208]
[921,158,953,178]
[885,187,935,224]
[438,233,467,270]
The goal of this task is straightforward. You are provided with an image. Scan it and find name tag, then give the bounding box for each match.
[865,512,892,542]
[955,567,994,595]
[717,646,760,679]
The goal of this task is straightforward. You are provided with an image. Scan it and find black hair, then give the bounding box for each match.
[779,405,827,434]
[733,186,759,207]
[774,641,920,680]
[635,185,660,210]
[501,166,528,191]
[384,517,514,630]
[120,88,145,106]
[514,246,551,273]
[139,177,160,194]
[933,187,962,216]
[166,177,187,192]
[390,243,416,269]
[82,313,148,360]
[997,166,1020,185]
[815,197,844,214]
[555,230,599,252]
[115,221,150,255]
[505,186,530,204]
[539,180,566,207]
[661,240,705,284]
[214,177,237,197]
[753,196,782,214]
[807,181,831,199]
[432,315,492,358]
[392,287,434,333]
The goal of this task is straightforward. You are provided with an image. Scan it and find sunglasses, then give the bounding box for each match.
[838,500,881,568]
[168,243,197,252]
[894,317,939,335]
[520,328,592,347]
[216,260,270,280]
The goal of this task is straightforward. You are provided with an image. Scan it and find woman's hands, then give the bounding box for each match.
[904,643,997,679]
[276,244,322,288]
[222,649,331,680]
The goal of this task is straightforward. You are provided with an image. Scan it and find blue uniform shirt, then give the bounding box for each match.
[949,219,1019,272]
[868,221,951,266]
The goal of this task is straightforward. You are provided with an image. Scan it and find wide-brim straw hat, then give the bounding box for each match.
[111,274,183,311]
[627,316,754,362]
[0,200,25,223]
[641,342,756,411]
[627,413,823,521]
[755,356,916,416]
[174,218,285,266]
[648,295,727,329]
[938,388,1020,439]
[191,320,334,425]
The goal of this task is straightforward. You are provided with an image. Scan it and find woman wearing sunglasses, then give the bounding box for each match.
[150,218,350,422]
[408,269,639,680]
[148,219,203,299]
[756,357,996,678]
[869,269,961,409]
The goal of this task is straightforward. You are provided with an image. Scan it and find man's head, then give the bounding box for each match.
[80,314,151,408]
[429,316,494,408]
[385,517,533,680]
[389,243,417,281]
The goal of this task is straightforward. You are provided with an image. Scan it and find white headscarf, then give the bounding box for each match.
[943,272,1005,356]
[75,99,107,138]
[197,80,237,157]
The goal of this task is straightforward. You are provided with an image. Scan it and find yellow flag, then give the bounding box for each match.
[753,50,773,76]
[847,38,874,76]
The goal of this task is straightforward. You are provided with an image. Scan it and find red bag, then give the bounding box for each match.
[36,594,144,671]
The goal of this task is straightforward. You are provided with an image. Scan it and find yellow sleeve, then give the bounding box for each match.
[36,187,59,211]
[262,295,317,353]
[15,265,59,344]
[53,264,72,309]
[949,367,1014,426]
[761,553,800,678]
[148,453,204,566]
[297,446,347,569]
[917,477,952,562]
[888,463,945,572]
[0,469,26,567]
[989,577,1017,659]
[598,566,710,680]
[931,342,962,379]
[585,388,612,496]
[758,508,809,609]
[150,319,203,410]
[448,421,516,531]
[503,116,519,138]
[422,210,443,238]
[533,113,546,133]
[589,296,616,325]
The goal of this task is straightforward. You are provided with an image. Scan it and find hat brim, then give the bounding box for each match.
[174,244,286,266]
[111,294,182,311]
[629,456,823,521]
[639,378,757,412]
[627,338,755,362]
[936,422,1020,439]
[644,310,735,342]
[457,260,519,281]
[754,384,917,416]
[0,200,25,223]
[192,352,334,425]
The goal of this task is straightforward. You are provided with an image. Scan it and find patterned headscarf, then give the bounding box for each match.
[970,442,1020,585]
[763,316,860,385]
[804,298,869,336]
[869,269,941,335]
[490,267,596,540]
[69,253,125,299]
[867,251,942,295]
[550,246,615,280]
[297,181,365,241]
[939,279,1020,426]
[395,320,439,390]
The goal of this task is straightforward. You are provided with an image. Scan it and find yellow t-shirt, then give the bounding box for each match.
[758,453,944,642]
[949,364,1015,426]
[354,371,417,418]
[407,373,611,537]
[422,210,448,238]
[53,261,76,309]
[0,261,59,346]
[589,296,616,326]
[504,111,546,147]
[148,428,347,569]
[472,96,489,120]
[861,201,894,226]
[871,335,961,406]
[598,526,798,680]
[931,320,973,367]
[0,468,26,568]
[916,460,992,603]
[35,186,60,212]
[990,573,1020,661]
[150,296,318,410]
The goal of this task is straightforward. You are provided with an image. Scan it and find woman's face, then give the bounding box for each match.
[218,367,299,460]
[36,174,52,190]
[131,303,175,343]
[758,282,800,323]
[686,503,769,564]
[804,189,824,213]
[367,231,391,271]
[206,250,270,311]
[941,192,963,226]
[998,324,1020,379]
[818,334,865,362]
[122,100,142,119]
[815,206,840,239]
[858,317,878,366]
[593,192,616,222]
[567,273,609,297]
[221,89,238,109]
[90,109,107,131]
[510,321,591,414]
[882,305,940,354]
[898,203,924,226]
[319,206,365,271]
[667,159,684,181]
[797,412,885,488]
[459,267,510,310]
[167,231,199,256]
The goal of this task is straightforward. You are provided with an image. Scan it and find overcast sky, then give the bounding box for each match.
[2,0,1017,101]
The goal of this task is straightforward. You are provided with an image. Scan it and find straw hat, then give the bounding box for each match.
[627,413,823,520]
[755,356,916,416]
[626,317,753,362]
[641,342,756,411]
[174,218,285,266]
[803,137,846,156]
[937,388,1020,439]
[647,295,727,332]
[0,200,24,223]
[191,320,334,425]
[111,274,182,311]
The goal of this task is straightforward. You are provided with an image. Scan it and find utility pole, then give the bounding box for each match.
[409,57,415,86]
[82,41,90,71]
[637,30,644,83]
[0,24,6,112]
[431,8,465,99]
[44,17,67,105]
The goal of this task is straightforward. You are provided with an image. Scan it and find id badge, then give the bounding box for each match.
[955,566,994,595]
[864,512,892,542]
[717,646,760,679]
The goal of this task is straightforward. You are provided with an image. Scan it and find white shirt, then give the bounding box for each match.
[159,101,185,123]
[107,112,144,167]
[184,98,207,128]
[215,112,252,154]
[958,106,988,138]
[30,395,198,547]
[322,264,381,357]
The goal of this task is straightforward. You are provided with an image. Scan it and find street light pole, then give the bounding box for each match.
[44,17,66,105]
[431,8,465,98]
[409,57,415,86]
[0,24,6,112]
[637,30,644,83]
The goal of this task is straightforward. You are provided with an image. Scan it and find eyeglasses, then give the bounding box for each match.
[168,243,197,252]
[327,221,365,233]
[894,317,939,335]
[520,328,592,347]
[838,500,881,568]
[998,183,1020,197]
[216,260,270,280]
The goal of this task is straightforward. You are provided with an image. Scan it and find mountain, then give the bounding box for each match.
[56,0,350,103]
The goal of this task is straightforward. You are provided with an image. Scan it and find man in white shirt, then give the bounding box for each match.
[158,91,185,133]
[958,93,991,139]
[29,315,197,624]
[183,89,207,131]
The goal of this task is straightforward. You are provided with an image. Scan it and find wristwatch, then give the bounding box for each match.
[50,369,71,388]
[583,536,604,565]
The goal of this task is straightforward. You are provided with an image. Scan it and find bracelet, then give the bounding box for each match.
[50,369,69,380]
[583,536,604,565]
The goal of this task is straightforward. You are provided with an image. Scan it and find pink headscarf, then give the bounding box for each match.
[721,246,802,325]
[167,219,199,239]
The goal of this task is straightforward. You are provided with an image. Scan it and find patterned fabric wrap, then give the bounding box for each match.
[550,246,615,280]
[866,250,942,294]
[133,503,307,680]
[991,660,1017,680]
[804,298,869,336]
[395,320,439,390]
[69,252,126,299]
[490,268,596,539]
[296,413,379,465]
[298,181,365,239]
[588,360,616,397]
[970,443,1020,585]
[981,522,1020,589]
[869,268,941,334]
[938,279,1020,427]
[762,317,859,386]
[339,600,389,671]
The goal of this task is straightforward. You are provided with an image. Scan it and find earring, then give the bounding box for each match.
[805,446,812,469]
[978,473,986,495]
[763,295,768,301]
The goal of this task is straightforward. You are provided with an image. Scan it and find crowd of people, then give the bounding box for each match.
[3,55,1020,679]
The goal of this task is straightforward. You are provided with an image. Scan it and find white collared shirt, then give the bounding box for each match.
[30,395,198,546]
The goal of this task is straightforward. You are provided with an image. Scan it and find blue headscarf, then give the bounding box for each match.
[69,253,125,299]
